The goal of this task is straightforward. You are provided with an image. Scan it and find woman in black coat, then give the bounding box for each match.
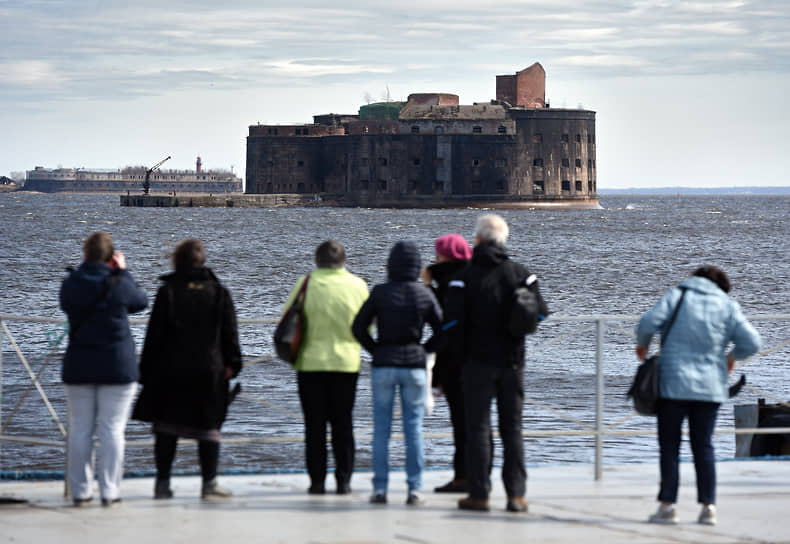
[137,239,242,500]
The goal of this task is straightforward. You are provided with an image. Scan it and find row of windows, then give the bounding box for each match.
[532,133,595,144]
[265,127,311,136]
[264,157,595,169]
[533,180,595,194]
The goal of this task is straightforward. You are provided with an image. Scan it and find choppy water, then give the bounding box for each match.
[0,192,788,475]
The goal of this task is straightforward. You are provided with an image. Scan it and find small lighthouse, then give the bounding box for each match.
[196,156,203,173]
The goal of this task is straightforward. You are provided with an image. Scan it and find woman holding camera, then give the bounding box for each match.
[60,232,148,507]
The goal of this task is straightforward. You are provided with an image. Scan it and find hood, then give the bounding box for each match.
[471,241,509,267]
[679,275,726,296]
[387,241,422,281]
[159,266,218,283]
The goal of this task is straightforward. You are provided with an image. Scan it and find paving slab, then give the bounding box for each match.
[1,460,788,543]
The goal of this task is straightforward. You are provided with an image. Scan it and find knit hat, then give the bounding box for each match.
[435,233,472,261]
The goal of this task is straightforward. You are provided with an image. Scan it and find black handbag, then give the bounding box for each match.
[273,274,310,364]
[628,287,687,415]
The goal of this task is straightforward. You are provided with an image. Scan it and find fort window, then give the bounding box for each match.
[360,180,369,190]
[411,126,420,134]
[472,126,482,134]
[435,126,444,134]
[495,179,506,191]
[588,159,592,169]
[575,180,582,192]
[533,180,545,194]
[378,179,387,190]
[297,160,304,167]
[575,134,582,143]
[561,180,571,193]
[295,128,301,135]
[303,128,309,135]
[498,126,506,134]
[268,128,273,135]
[575,158,582,168]
[588,180,593,192]
[472,159,480,167]
[495,159,506,168]
[297,182,305,192]
[274,128,278,135]
[562,158,570,167]
[533,158,543,167]
[587,134,592,144]
[533,133,543,143]
[379,157,388,166]
[593,160,596,168]
[413,158,421,166]
[561,133,569,143]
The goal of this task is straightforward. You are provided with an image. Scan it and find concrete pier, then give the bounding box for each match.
[2,461,788,543]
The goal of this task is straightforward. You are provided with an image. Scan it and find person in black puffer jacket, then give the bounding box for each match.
[420,233,490,494]
[352,240,442,506]
[60,232,148,507]
[445,214,548,514]
[135,238,242,501]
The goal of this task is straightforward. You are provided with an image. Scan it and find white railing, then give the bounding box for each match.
[1,313,789,484]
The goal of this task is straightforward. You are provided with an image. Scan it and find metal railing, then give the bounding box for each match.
[2,313,789,484]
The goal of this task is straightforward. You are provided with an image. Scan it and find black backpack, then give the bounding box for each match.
[505,263,542,336]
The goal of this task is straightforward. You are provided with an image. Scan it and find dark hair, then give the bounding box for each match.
[173,238,206,271]
[693,265,731,293]
[83,232,114,263]
[315,240,346,269]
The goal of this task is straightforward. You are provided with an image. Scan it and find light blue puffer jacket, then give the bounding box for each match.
[635,275,761,403]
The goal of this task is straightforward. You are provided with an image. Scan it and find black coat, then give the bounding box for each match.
[60,262,148,384]
[445,241,548,368]
[138,267,242,430]
[352,241,442,369]
[425,259,467,387]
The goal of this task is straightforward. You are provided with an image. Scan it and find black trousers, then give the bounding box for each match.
[297,371,358,490]
[462,363,526,500]
[155,433,219,483]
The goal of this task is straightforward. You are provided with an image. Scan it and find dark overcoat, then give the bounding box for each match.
[138,267,242,430]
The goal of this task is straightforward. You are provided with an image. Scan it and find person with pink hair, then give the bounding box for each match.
[420,233,482,494]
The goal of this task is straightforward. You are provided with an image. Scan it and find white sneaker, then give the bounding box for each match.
[648,504,679,525]
[698,504,717,525]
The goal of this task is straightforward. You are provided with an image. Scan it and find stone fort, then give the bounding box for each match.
[245,63,597,208]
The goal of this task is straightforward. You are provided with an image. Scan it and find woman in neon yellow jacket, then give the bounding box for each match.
[281,240,368,495]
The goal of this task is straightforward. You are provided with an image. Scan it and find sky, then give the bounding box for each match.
[1,0,789,189]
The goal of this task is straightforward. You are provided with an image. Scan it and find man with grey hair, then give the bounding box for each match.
[445,213,548,513]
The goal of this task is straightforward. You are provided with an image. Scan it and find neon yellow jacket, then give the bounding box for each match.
[281,267,369,372]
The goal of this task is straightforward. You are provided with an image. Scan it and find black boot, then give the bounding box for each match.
[154,479,173,499]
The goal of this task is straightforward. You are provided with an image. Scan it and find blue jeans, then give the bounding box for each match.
[657,398,720,505]
[371,366,426,494]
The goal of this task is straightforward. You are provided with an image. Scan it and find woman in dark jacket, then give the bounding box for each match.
[60,232,148,507]
[137,239,242,500]
[419,233,476,493]
[352,241,442,506]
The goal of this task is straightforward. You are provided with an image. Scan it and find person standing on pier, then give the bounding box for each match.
[135,238,242,500]
[352,240,443,506]
[60,232,148,507]
[420,233,490,494]
[636,265,761,526]
[283,240,369,495]
[444,214,549,513]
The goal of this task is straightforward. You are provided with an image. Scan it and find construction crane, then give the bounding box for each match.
[142,155,171,195]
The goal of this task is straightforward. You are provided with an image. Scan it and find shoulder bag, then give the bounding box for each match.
[628,287,687,416]
[273,274,310,365]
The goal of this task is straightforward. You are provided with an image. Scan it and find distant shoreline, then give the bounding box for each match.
[599,186,790,195]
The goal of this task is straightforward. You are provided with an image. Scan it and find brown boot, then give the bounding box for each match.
[458,496,490,511]
[506,496,528,513]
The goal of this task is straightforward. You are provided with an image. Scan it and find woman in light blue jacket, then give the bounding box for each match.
[635,266,761,527]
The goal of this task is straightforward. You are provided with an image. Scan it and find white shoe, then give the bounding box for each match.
[648,504,679,525]
[698,504,717,525]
